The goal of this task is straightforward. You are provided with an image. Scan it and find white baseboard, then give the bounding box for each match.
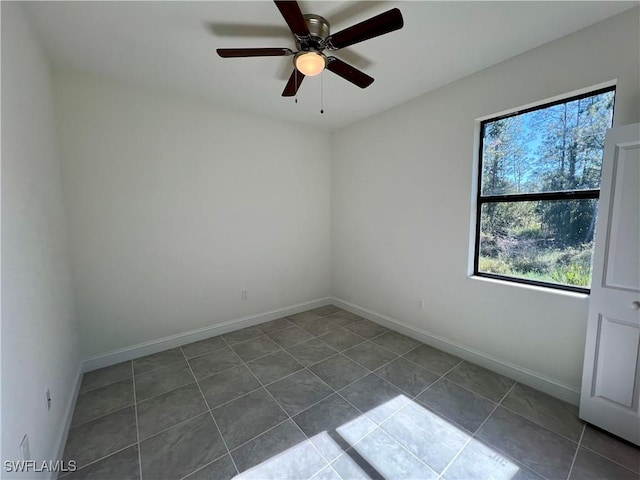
[52,364,83,479]
[331,297,580,406]
[82,297,332,372]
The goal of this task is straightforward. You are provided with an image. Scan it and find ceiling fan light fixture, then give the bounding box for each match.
[295,51,326,76]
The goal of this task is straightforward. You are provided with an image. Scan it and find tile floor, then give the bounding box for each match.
[61,305,640,480]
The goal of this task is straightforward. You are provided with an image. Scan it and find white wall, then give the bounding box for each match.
[53,70,331,359]
[1,2,80,474]
[331,8,640,397]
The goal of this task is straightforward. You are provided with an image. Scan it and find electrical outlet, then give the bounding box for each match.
[45,388,52,411]
[20,435,30,461]
[417,298,425,310]
[241,290,248,300]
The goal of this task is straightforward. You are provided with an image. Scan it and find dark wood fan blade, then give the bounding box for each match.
[326,8,403,49]
[217,48,293,58]
[326,57,374,88]
[274,1,310,37]
[282,69,305,96]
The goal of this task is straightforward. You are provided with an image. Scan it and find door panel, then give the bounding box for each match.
[593,315,639,408]
[603,144,640,291]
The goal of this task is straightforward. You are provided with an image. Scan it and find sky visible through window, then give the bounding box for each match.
[477,89,615,290]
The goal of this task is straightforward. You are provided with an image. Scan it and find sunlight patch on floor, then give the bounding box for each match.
[234,395,521,480]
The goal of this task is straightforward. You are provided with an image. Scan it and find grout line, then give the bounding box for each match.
[132,410,215,446]
[438,381,519,479]
[578,443,640,475]
[227,417,293,454]
[182,346,241,477]
[68,401,136,429]
[131,362,144,480]
[217,335,291,471]
[321,332,445,472]
[77,370,133,395]
[496,402,584,445]
[412,367,501,408]
[351,419,439,478]
[398,345,461,378]
[566,423,587,480]
[59,442,139,477]
[219,335,334,472]
[176,451,231,480]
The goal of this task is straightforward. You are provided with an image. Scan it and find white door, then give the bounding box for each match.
[579,123,640,445]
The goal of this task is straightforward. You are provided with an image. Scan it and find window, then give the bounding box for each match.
[474,86,616,293]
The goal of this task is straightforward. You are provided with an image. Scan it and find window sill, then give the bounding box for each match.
[468,274,590,300]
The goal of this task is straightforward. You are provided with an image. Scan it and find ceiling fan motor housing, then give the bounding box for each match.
[297,14,330,52]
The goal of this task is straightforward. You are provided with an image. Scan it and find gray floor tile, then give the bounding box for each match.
[63,407,137,469]
[286,338,338,367]
[445,361,515,403]
[62,445,140,480]
[231,419,306,473]
[581,424,640,473]
[134,360,194,401]
[417,378,496,433]
[443,438,544,480]
[268,325,314,348]
[80,361,132,393]
[381,401,470,473]
[139,412,226,480]
[328,310,364,324]
[240,438,327,480]
[258,317,295,335]
[293,394,376,462]
[199,364,261,408]
[477,406,577,479]
[341,374,408,424]
[183,455,238,480]
[345,320,390,339]
[71,378,134,426]
[231,335,281,362]
[267,369,334,416]
[374,357,438,397]
[247,350,304,385]
[223,326,263,345]
[331,449,383,480]
[569,447,638,480]
[351,428,439,480]
[319,328,367,351]
[302,317,344,336]
[213,388,288,450]
[502,383,583,441]
[310,466,342,480]
[181,336,226,359]
[309,354,368,390]
[188,345,242,380]
[403,344,461,375]
[370,331,421,355]
[137,383,207,439]
[311,305,342,316]
[66,329,623,480]
[323,312,357,329]
[343,342,397,371]
[133,348,185,374]
[289,311,323,326]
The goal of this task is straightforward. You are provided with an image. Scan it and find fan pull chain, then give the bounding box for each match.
[320,73,324,114]
[294,69,298,104]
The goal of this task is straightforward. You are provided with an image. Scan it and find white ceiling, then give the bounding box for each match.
[25,1,637,131]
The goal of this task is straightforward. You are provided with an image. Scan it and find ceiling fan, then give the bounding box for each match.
[216,1,404,97]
